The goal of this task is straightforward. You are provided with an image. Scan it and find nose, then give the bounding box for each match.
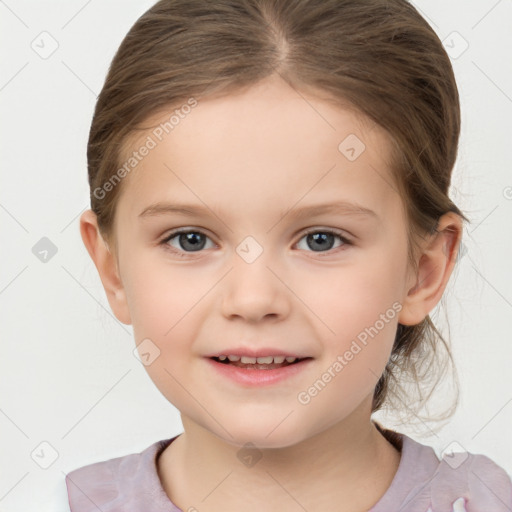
[220,249,291,323]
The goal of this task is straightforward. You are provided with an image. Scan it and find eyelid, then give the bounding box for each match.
[159,227,218,257]
[159,226,353,258]
[160,227,215,243]
[299,226,353,243]
[159,226,353,245]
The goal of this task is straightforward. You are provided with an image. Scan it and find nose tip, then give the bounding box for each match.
[221,255,290,323]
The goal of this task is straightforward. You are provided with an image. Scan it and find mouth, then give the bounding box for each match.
[210,355,312,370]
[206,353,314,386]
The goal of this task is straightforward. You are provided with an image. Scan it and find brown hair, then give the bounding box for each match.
[86,0,468,428]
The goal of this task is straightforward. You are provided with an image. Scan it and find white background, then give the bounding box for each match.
[1,1,511,510]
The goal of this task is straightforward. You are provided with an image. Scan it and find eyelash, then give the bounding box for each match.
[158,227,353,259]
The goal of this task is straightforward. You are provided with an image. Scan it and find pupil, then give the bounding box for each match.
[180,232,205,251]
[308,232,334,251]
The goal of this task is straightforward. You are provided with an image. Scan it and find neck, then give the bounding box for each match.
[157,402,401,512]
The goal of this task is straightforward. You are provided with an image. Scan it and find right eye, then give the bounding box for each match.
[159,229,216,257]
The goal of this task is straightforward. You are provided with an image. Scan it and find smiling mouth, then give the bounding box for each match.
[210,355,312,370]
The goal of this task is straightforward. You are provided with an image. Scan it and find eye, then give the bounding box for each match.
[159,229,215,257]
[159,227,353,258]
[295,228,352,254]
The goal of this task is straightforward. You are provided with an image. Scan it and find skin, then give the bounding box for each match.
[80,73,462,512]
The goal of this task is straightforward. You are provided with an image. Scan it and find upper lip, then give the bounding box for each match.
[205,347,311,359]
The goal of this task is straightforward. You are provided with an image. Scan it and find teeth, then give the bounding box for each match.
[219,355,299,364]
[255,356,273,364]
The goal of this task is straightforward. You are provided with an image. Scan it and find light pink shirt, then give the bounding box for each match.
[65,424,512,511]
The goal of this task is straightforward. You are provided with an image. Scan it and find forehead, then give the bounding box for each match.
[115,76,401,224]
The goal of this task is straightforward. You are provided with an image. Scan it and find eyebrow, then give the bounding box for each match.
[138,200,378,222]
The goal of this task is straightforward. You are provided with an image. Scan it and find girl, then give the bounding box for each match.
[66,0,512,510]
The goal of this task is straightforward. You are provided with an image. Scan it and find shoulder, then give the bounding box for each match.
[400,433,512,512]
[65,437,179,512]
[371,423,512,512]
[428,449,512,512]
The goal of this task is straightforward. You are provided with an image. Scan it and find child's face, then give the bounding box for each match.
[110,74,417,447]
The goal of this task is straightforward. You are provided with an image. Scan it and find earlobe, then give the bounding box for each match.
[79,210,132,325]
[398,212,462,326]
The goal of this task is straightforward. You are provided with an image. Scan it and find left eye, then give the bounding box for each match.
[296,229,351,253]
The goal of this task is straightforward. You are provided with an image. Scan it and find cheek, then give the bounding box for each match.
[123,257,208,403]
[288,252,404,399]
[293,254,405,340]
[123,256,220,374]
[123,253,203,335]
[296,293,399,425]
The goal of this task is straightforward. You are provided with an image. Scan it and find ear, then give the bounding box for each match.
[398,212,463,326]
[79,209,132,325]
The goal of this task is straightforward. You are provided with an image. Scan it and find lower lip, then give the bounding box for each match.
[205,358,313,386]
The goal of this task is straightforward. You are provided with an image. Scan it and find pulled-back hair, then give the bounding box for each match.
[86,0,468,427]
